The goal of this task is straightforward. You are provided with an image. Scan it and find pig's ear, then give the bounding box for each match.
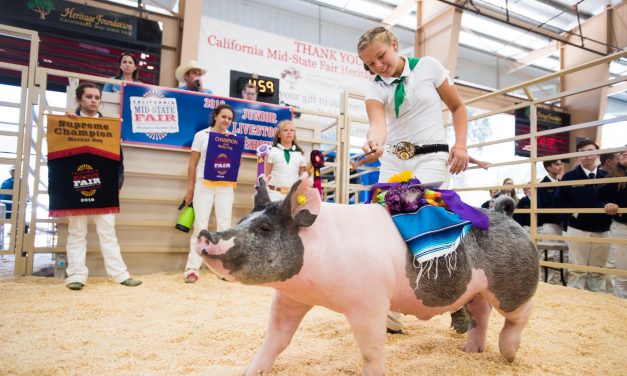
[253,175,271,212]
[281,173,320,227]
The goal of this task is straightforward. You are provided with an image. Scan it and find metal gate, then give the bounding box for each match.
[0,24,40,276]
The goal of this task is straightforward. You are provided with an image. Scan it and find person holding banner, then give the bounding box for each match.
[264,120,307,201]
[357,26,470,334]
[103,52,141,93]
[175,60,213,94]
[182,104,236,283]
[62,82,142,290]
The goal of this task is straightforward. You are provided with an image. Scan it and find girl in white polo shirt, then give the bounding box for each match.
[357,26,469,187]
[264,120,307,201]
[357,26,471,334]
[182,104,235,283]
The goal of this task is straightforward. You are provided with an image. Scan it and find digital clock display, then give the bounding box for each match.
[230,70,280,104]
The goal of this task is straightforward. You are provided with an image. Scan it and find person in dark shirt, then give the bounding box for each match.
[553,139,612,292]
[599,152,620,176]
[481,189,498,210]
[537,159,565,284]
[598,148,627,298]
[513,185,531,230]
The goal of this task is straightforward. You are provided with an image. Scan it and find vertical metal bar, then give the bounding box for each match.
[13,29,40,276]
[23,69,48,276]
[529,103,538,244]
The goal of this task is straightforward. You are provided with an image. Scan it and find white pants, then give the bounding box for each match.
[609,221,627,299]
[566,226,610,292]
[381,150,449,331]
[185,181,234,273]
[378,151,450,188]
[65,214,130,285]
[540,223,565,284]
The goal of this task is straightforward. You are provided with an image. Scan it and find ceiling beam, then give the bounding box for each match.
[381,0,416,27]
[509,40,559,73]
[534,0,593,19]
[436,0,608,56]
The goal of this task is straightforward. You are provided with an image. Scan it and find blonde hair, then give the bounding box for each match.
[273,120,303,152]
[356,26,398,73]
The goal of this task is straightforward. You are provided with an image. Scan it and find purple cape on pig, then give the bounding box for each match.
[196,175,539,375]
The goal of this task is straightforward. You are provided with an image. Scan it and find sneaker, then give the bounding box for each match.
[184,272,199,283]
[66,282,84,290]
[120,278,142,287]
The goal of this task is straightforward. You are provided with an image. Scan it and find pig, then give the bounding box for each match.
[196,175,539,375]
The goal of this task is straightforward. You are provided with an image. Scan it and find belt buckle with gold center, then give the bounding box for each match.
[393,141,415,160]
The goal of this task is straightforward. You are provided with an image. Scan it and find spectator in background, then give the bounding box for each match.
[0,166,15,218]
[481,189,498,210]
[499,178,519,206]
[241,82,258,101]
[553,139,611,292]
[599,152,620,175]
[264,120,307,201]
[182,104,235,283]
[103,52,140,93]
[513,184,531,230]
[599,148,627,298]
[175,60,212,94]
[538,159,565,284]
[63,82,141,290]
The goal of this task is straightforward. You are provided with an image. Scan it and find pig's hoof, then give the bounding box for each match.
[463,341,485,353]
[184,272,199,283]
[450,307,470,334]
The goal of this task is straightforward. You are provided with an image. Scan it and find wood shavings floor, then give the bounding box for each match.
[1,272,625,375]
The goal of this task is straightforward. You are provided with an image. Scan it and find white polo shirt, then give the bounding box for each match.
[267,144,307,187]
[365,56,451,146]
[191,128,213,180]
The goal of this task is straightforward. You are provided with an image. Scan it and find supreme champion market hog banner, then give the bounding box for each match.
[203,132,245,187]
[120,82,292,154]
[47,115,121,217]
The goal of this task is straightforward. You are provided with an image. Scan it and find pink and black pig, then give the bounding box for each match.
[196,175,539,375]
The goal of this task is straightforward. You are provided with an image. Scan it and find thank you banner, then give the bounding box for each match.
[120,83,292,154]
[47,115,121,217]
[203,132,245,187]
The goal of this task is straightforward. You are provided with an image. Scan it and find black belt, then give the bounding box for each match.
[391,142,449,160]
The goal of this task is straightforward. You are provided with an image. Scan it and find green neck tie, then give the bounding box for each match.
[375,57,419,118]
[282,146,296,163]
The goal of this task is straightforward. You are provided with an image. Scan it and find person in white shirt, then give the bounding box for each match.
[182,104,235,283]
[356,26,470,334]
[264,120,307,201]
[63,82,141,290]
[357,26,469,188]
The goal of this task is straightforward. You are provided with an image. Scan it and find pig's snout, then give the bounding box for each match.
[196,230,215,257]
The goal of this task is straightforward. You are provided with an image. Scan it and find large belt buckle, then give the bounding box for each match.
[393,141,415,160]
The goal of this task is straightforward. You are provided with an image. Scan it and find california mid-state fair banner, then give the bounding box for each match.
[47,114,121,217]
[120,82,292,154]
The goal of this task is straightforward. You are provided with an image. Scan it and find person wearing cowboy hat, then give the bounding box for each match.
[175,60,212,94]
